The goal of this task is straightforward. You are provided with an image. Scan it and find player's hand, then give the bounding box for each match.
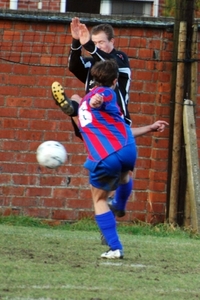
[79,24,90,45]
[150,120,169,132]
[90,93,104,108]
[70,17,81,40]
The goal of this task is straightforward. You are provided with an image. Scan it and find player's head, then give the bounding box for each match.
[91,24,114,53]
[91,59,118,88]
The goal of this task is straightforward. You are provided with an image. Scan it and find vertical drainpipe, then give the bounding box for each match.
[9,0,18,10]
[60,0,67,13]
[100,0,111,15]
[153,0,159,17]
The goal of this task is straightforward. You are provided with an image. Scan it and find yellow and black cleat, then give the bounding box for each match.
[51,81,74,115]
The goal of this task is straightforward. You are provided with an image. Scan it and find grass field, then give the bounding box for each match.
[0,216,200,300]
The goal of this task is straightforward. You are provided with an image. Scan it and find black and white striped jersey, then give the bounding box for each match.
[69,39,132,126]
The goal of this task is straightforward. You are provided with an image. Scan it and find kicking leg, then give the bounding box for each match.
[51,81,75,115]
[51,81,82,136]
[108,171,133,217]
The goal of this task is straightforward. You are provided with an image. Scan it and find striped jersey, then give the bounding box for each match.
[78,86,134,171]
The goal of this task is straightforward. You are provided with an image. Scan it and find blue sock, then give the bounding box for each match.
[112,177,133,211]
[95,211,123,251]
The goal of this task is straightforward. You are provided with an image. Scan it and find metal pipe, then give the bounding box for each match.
[153,0,159,17]
[60,0,67,13]
[100,0,111,15]
[9,0,18,10]
[38,1,42,10]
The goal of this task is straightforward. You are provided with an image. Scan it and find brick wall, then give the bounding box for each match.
[0,17,170,223]
[0,14,199,224]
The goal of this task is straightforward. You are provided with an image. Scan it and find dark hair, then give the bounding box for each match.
[91,60,118,87]
[91,24,114,41]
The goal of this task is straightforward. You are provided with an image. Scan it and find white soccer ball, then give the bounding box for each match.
[36,141,67,169]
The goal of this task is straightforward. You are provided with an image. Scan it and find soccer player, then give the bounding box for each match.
[52,60,168,259]
[79,59,135,258]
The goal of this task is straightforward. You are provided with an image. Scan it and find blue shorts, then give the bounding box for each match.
[88,143,137,191]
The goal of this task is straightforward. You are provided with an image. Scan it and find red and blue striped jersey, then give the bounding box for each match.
[78,86,134,169]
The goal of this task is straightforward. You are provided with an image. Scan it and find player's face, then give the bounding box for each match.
[91,32,114,53]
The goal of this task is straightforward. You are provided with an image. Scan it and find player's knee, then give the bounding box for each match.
[71,94,82,103]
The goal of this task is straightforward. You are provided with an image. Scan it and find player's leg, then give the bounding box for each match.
[108,143,137,217]
[51,81,81,136]
[100,172,132,245]
[88,154,126,258]
[51,81,76,115]
[90,185,123,259]
[108,171,133,217]
[100,191,114,245]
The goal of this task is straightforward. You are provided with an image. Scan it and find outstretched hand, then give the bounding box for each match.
[150,120,169,132]
[70,17,81,40]
[70,17,91,45]
[79,23,90,45]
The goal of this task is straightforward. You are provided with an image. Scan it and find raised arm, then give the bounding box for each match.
[131,120,169,137]
[68,19,92,83]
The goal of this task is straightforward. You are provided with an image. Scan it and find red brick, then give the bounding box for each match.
[135,169,150,179]
[1,208,21,216]
[24,207,51,218]
[151,160,168,171]
[148,192,167,203]
[7,97,32,107]
[137,147,152,158]
[0,130,15,139]
[0,107,18,117]
[136,70,153,81]
[12,175,37,185]
[0,174,12,183]
[39,175,69,186]
[21,109,46,119]
[134,179,150,190]
[1,186,25,196]
[0,85,20,96]
[127,200,147,212]
[70,176,89,187]
[149,181,166,192]
[12,197,37,207]
[68,199,92,209]
[3,119,29,130]
[8,75,35,86]
[1,163,27,173]
[16,130,43,141]
[52,188,79,199]
[52,209,78,221]
[135,158,151,169]
[25,154,38,166]
[43,132,72,143]
[42,198,66,208]
[3,140,29,151]
[146,202,166,214]
[25,187,52,197]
